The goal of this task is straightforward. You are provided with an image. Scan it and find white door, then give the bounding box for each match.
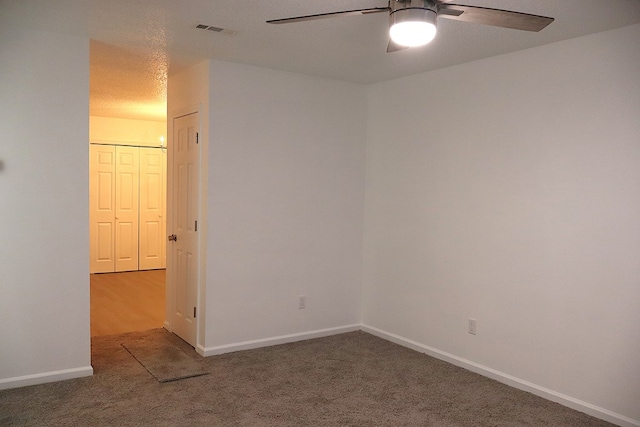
[162,148,167,268]
[115,146,139,272]
[90,145,116,273]
[169,113,199,346]
[139,147,166,270]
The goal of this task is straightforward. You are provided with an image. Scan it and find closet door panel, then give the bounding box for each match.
[139,147,165,270]
[115,146,139,272]
[90,145,116,273]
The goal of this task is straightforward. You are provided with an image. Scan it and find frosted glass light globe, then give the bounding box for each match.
[390,20,437,47]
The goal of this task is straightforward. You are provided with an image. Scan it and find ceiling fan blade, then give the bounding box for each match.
[387,39,409,53]
[438,4,554,32]
[267,7,389,25]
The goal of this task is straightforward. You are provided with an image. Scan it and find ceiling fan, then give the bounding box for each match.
[267,0,554,52]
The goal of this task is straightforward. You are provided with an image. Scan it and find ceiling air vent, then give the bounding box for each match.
[193,23,238,35]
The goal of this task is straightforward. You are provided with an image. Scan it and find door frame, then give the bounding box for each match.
[165,105,206,353]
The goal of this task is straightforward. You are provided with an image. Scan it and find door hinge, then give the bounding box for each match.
[193,307,197,318]
[195,220,198,232]
[196,132,199,144]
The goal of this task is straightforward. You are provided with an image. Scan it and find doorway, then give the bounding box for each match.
[88,41,204,347]
[88,119,168,338]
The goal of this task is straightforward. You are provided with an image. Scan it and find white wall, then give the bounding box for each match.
[204,61,367,351]
[90,116,166,147]
[363,24,640,425]
[0,27,92,388]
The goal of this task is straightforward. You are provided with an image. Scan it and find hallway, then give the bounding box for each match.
[90,269,165,336]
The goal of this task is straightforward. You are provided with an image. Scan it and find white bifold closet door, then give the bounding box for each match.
[114,146,140,272]
[90,145,166,273]
[139,147,166,270]
[89,145,117,273]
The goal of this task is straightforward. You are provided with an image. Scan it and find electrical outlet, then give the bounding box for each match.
[468,318,477,335]
[298,295,306,310]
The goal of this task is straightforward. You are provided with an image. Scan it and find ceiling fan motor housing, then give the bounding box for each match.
[389,0,438,47]
[390,0,438,13]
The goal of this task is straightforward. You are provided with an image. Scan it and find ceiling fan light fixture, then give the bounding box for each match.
[389,8,437,47]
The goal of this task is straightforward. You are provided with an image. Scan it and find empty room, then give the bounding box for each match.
[1,1,639,426]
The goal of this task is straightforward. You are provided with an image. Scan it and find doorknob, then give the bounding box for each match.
[168,234,177,241]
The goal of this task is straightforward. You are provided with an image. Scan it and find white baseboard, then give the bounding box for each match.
[199,324,361,357]
[361,324,639,427]
[0,366,93,391]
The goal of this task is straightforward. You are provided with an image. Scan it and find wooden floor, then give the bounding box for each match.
[90,269,166,337]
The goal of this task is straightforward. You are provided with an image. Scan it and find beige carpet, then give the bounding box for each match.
[0,329,617,426]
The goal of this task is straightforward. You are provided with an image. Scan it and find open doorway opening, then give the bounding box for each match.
[90,270,165,336]
[89,40,168,337]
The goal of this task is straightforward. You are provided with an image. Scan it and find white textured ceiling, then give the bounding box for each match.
[2,0,640,121]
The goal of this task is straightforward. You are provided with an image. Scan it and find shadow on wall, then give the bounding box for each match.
[0,159,5,172]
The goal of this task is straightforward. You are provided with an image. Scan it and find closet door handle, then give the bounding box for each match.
[168,234,177,242]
